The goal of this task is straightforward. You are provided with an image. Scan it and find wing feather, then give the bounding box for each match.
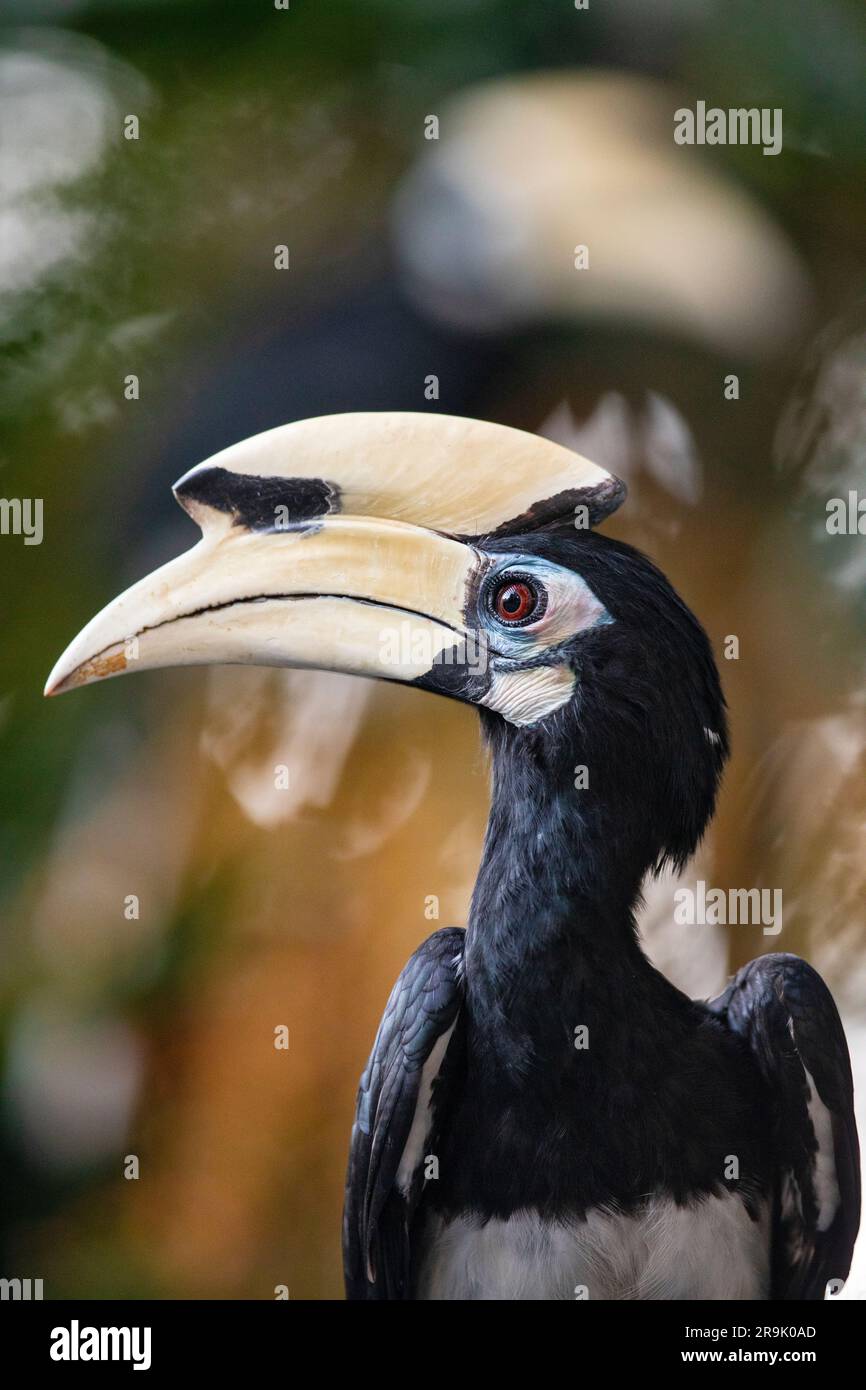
[710,953,860,1299]
[343,928,463,1300]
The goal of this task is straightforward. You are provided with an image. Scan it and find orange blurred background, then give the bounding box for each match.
[1,0,865,1298]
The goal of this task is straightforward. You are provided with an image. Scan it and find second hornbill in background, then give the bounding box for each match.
[46,412,860,1300]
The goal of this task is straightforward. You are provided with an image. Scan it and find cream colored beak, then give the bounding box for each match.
[44,514,479,696]
[45,411,624,702]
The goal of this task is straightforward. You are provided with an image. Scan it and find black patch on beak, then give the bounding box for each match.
[173,467,341,532]
[412,637,492,706]
[474,477,627,540]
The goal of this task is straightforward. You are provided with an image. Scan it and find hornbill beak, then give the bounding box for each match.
[45,413,624,724]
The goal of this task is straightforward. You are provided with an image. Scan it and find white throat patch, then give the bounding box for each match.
[479,664,576,726]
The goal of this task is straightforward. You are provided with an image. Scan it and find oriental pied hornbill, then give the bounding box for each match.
[46,412,859,1300]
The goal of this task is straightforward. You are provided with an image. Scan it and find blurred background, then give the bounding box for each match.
[1,0,865,1300]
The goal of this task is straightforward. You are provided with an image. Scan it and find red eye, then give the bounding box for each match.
[493,579,538,624]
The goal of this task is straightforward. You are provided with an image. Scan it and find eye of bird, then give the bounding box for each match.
[490,575,543,625]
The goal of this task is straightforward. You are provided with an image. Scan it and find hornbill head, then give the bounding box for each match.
[46,412,727,878]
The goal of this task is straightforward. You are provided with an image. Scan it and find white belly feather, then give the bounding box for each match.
[417,1194,770,1300]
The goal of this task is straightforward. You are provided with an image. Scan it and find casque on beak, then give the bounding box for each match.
[45,412,624,708]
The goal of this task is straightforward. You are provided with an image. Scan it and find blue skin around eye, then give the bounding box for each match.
[478,555,612,662]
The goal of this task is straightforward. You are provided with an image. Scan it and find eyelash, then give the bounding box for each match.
[485,572,548,628]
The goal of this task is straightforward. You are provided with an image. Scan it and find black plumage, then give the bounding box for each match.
[343,526,860,1300]
[711,955,860,1300]
[45,407,860,1300]
[343,928,464,1300]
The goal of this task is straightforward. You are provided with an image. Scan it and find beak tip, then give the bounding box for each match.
[44,645,128,698]
[44,665,71,698]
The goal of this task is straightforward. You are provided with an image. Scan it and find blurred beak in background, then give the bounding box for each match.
[394,71,811,356]
[44,411,620,705]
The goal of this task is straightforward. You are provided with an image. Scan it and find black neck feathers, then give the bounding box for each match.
[434,716,768,1220]
[463,711,668,1079]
